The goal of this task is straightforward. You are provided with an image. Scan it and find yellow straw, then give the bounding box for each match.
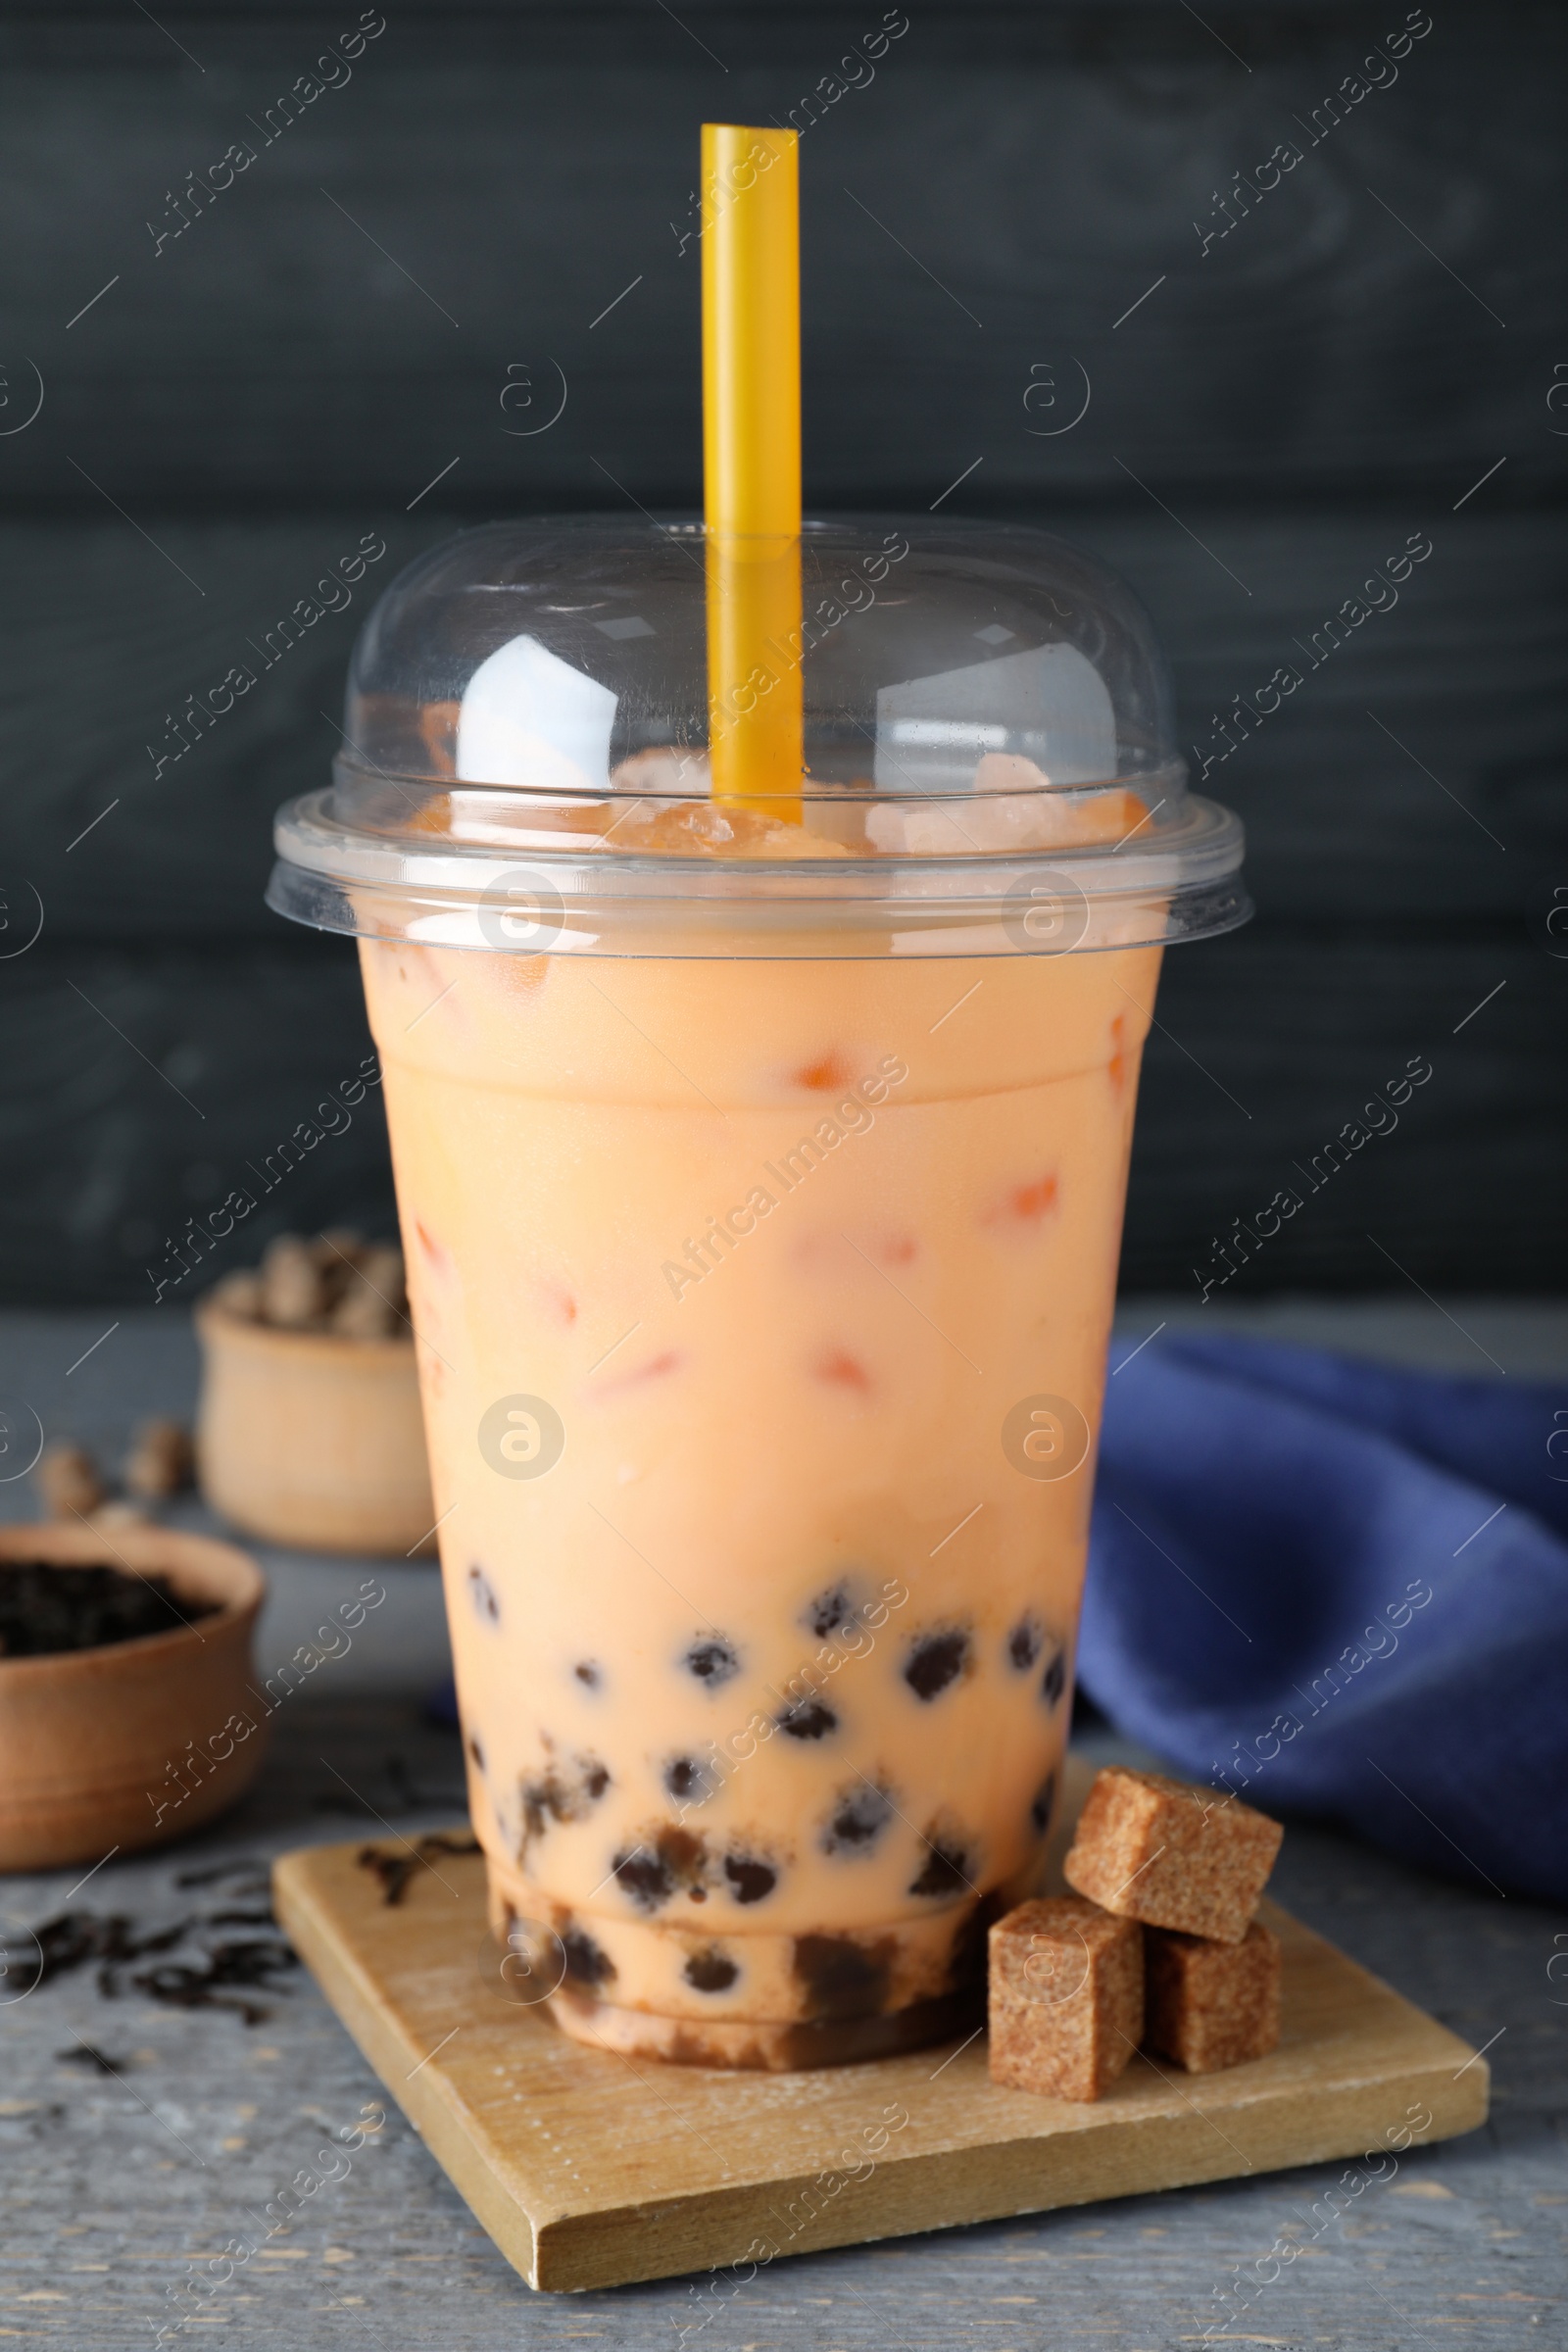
[702,123,804,818]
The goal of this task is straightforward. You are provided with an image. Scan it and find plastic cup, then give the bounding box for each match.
[270,516,1247,2069]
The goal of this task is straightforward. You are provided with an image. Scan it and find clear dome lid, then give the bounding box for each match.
[269,514,1249,959]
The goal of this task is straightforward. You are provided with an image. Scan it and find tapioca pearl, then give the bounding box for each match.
[804,1580,854,1639]
[659,1825,709,1890]
[903,1626,972,1701]
[573,1659,602,1690]
[723,1852,778,1905]
[611,1823,711,1908]
[775,1697,838,1740]
[820,1780,894,1857]
[612,1843,675,1912]
[1040,1644,1067,1709]
[683,1947,740,1994]
[682,1636,741,1690]
[561,1925,615,1987]
[943,1900,989,1995]
[1007,1613,1045,1671]
[793,1934,894,2021]
[663,1754,718,1806]
[522,1752,612,1840]
[467,1564,500,1627]
[467,1734,485,1774]
[1030,1770,1057,1835]
[907,1832,974,1898]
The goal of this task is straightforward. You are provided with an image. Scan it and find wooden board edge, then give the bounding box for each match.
[528,2054,1490,2293]
[272,1849,547,2291]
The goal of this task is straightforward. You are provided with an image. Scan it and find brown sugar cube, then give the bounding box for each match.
[1063,1766,1282,1944]
[260,1233,325,1327]
[34,1441,105,1521]
[315,1226,365,1267]
[329,1245,406,1339]
[90,1498,152,1531]
[330,1276,397,1339]
[209,1268,262,1320]
[1145,1920,1282,2073]
[122,1416,195,1498]
[988,1896,1144,2102]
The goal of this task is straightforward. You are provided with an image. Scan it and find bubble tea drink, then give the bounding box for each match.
[269,129,1247,2069]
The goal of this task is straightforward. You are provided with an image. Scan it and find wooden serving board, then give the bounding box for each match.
[273,1759,1489,2294]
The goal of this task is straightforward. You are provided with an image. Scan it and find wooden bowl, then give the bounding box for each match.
[0,1522,269,1872]
[195,1292,436,1557]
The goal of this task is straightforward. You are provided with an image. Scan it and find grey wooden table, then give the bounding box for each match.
[2,1302,1565,2350]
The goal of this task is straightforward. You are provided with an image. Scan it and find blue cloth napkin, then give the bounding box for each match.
[1079,1335,1568,1903]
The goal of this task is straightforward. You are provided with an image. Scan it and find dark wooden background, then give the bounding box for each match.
[2,1,1563,1306]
